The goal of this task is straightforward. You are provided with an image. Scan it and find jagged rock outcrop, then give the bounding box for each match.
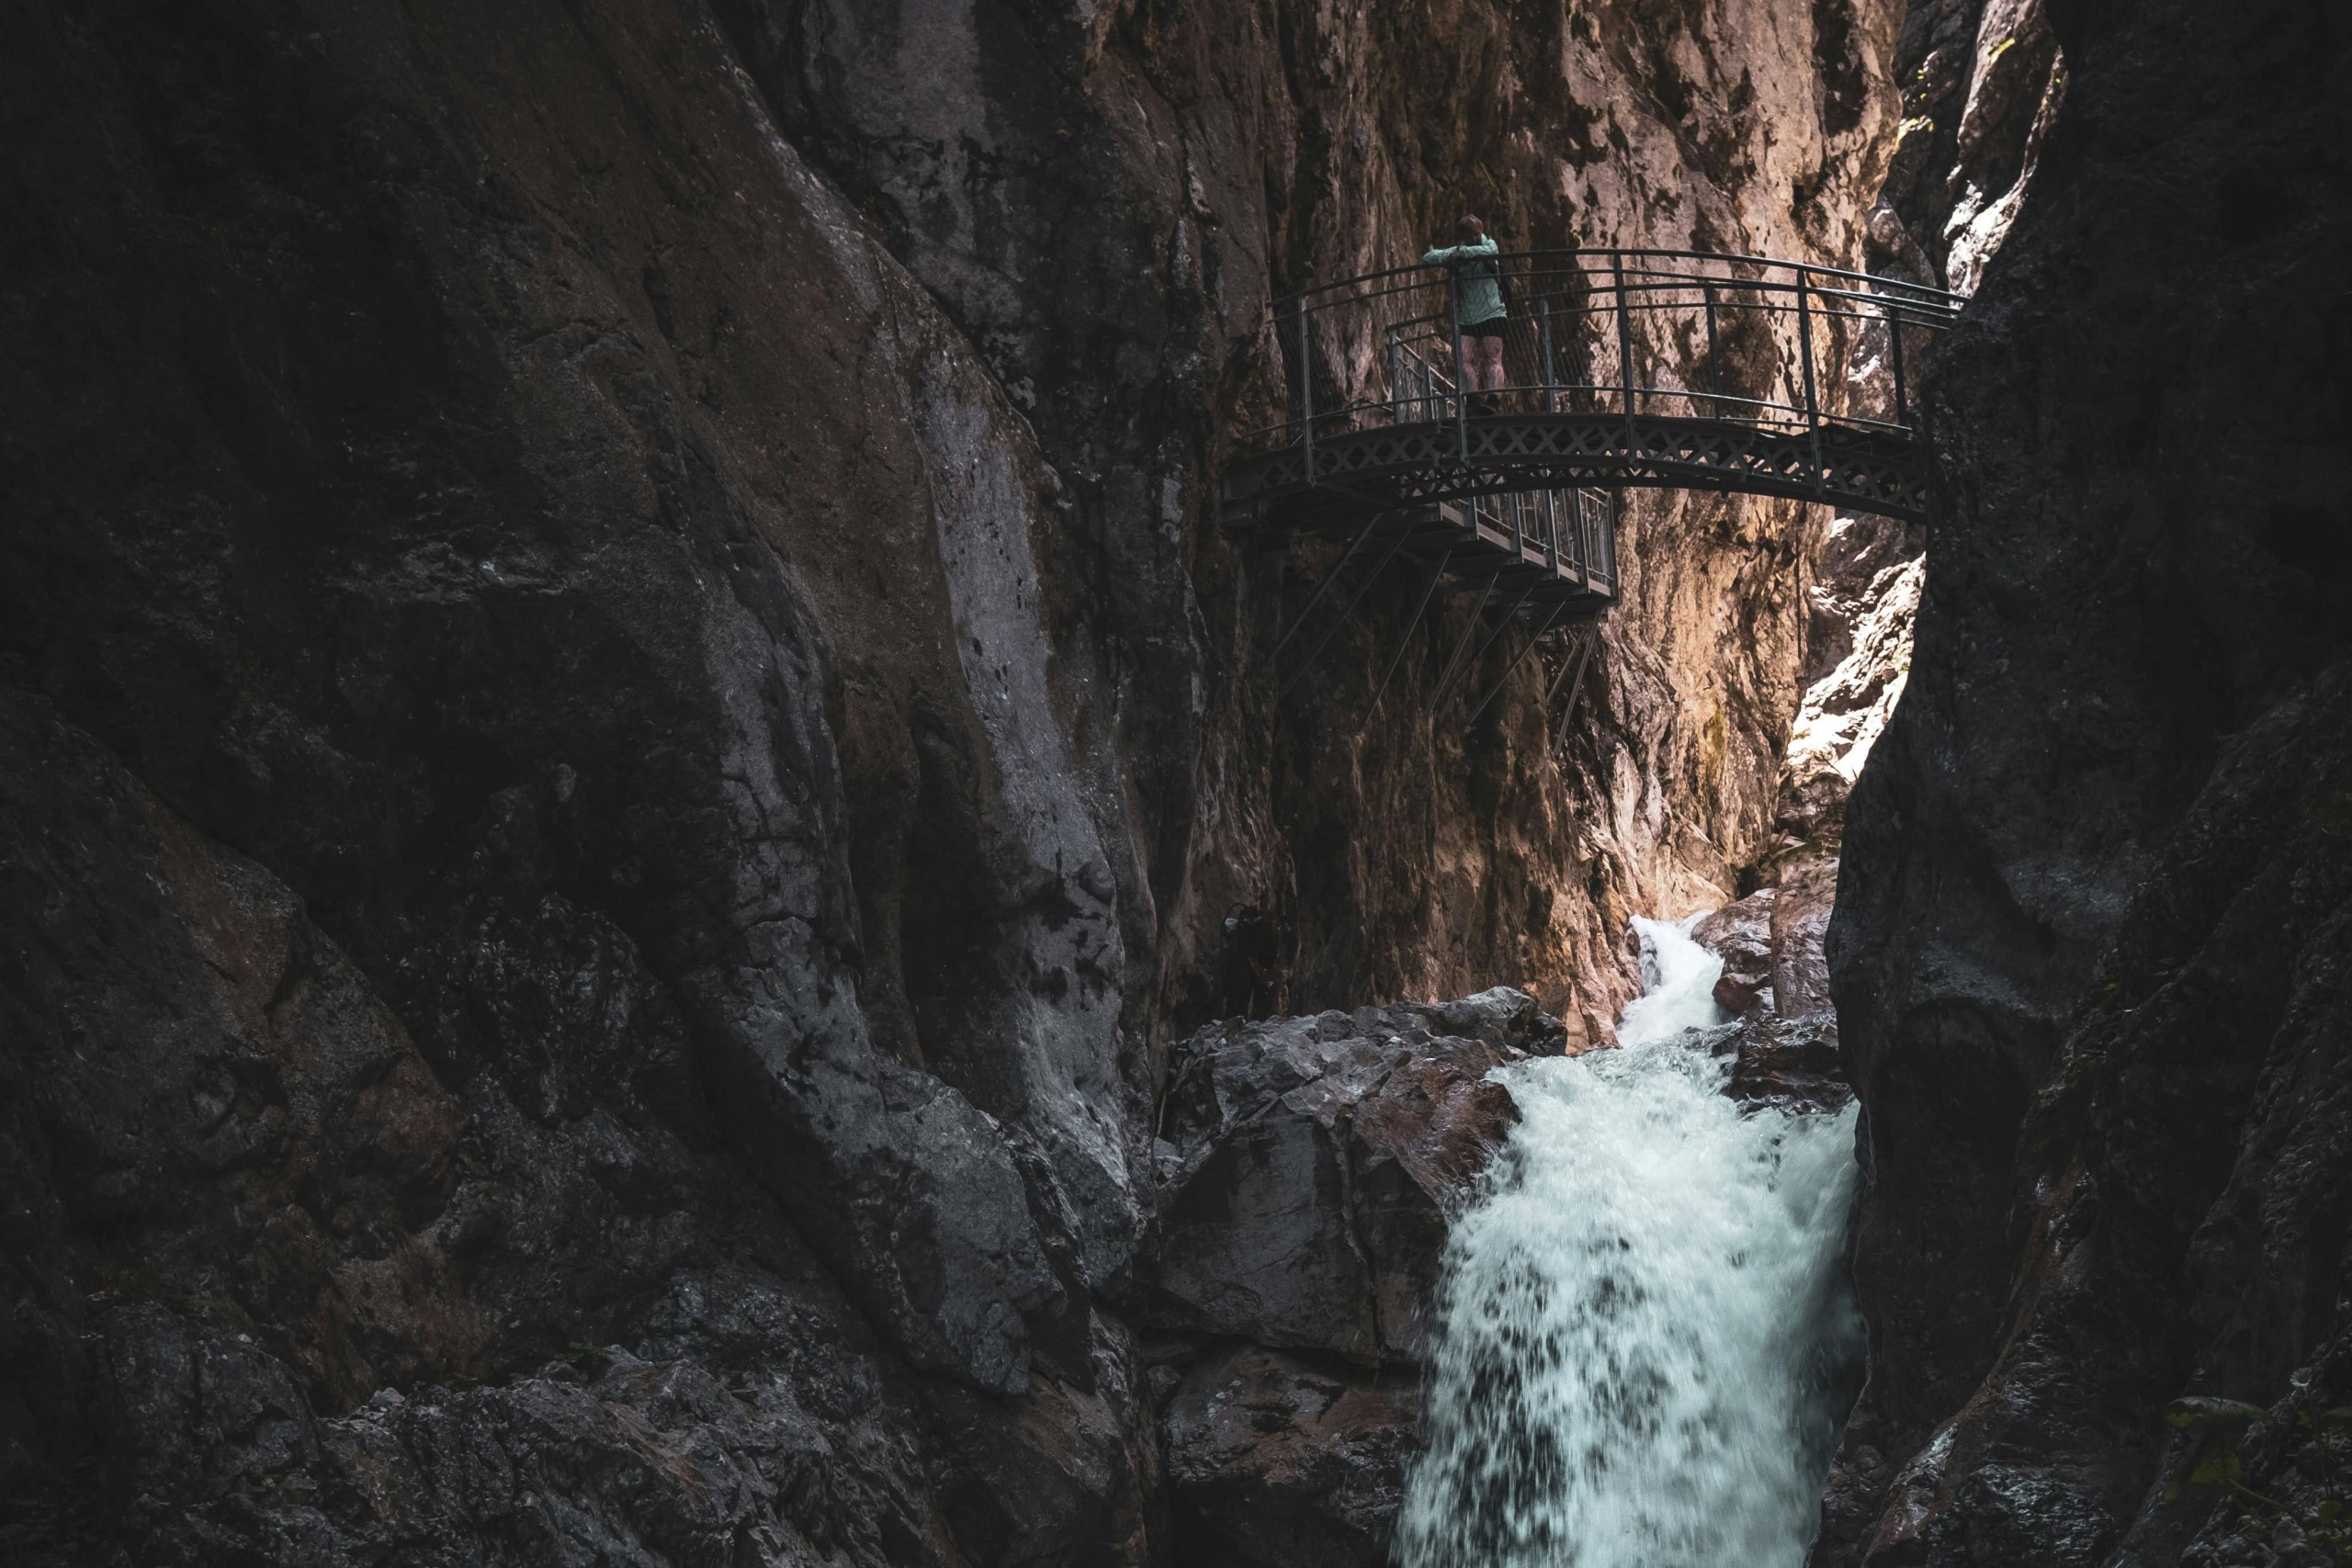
[1692,861,1854,1115]
[1866,0,2064,293]
[1696,890,1780,1015]
[1819,0,2352,1559]
[1713,1012,1854,1115]
[1771,852,1841,1021]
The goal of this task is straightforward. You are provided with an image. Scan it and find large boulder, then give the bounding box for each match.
[1138,988,1563,1568]
[1139,989,1564,1364]
[1692,856,1839,1027]
[1692,889,1780,1015]
[1711,1012,1852,1113]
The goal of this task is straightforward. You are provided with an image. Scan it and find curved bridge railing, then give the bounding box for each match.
[1224,250,1964,557]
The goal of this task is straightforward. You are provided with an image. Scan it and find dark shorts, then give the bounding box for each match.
[1464,320,1508,343]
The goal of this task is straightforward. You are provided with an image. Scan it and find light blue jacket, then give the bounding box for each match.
[1421,237,1506,326]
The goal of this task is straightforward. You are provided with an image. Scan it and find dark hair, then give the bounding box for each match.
[1457,214,1485,243]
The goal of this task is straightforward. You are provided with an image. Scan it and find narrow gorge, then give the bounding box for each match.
[1,1,2343,1567]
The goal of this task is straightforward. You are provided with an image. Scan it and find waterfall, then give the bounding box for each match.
[1393,917,1862,1568]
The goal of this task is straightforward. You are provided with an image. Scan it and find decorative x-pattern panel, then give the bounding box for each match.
[1224,412,1936,526]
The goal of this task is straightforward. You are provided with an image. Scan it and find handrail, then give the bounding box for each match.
[1251,248,1962,458]
[1271,246,1962,312]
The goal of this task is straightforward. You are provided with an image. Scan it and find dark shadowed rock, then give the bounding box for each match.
[1834,670,2352,1566]
[1820,0,2352,1557]
[1142,991,1562,1365]
[1137,989,1563,1564]
[99,1306,322,1501]
[1162,1344,1419,1568]
[0,689,1017,1566]
[1694,850,1849,1113]
[241,1351,860,1563]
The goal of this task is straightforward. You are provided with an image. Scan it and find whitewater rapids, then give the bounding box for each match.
[1393,917,1863,1568]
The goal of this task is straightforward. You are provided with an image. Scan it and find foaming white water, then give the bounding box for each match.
[1394,917,1862,1568]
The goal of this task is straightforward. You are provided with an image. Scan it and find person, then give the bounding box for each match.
[1422,215,1508,398]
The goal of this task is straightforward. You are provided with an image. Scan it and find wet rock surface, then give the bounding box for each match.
[1710,1014,1854,1115]
[1690,862,1855,1116]
[1770,853,1841,1021]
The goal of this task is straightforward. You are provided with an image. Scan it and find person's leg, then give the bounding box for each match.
[1476,333,1507,393]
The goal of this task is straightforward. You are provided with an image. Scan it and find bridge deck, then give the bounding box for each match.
[1225,409,1935,533]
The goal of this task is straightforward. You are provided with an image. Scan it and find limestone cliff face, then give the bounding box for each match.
[725,0,1918,1045]
[3,0,1925,1563]
[1820,0,2351,1560]
[1763,0,2063,942]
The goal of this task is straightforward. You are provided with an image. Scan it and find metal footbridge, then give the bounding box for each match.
[1226,251,1962,658]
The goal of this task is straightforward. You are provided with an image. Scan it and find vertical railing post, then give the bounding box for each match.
[1703,281,1724,419]
[1296,296,1316,485]
[1886,298,1908,432]
[1796,267,1824,498]
[1585,491,1597,587]
[1572,490,1588,583]
[1540,296,1558,413]
[1612,252,1634,427]
[1385,324,1401,425]
[1604,488,1620,585]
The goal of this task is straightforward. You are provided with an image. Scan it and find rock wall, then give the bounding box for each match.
[1,0,1939,1563]
[1760,0,2064,996]
[1820,0,2352,1559]
[723,0,1920,1045]
[5,3,1160,1554]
